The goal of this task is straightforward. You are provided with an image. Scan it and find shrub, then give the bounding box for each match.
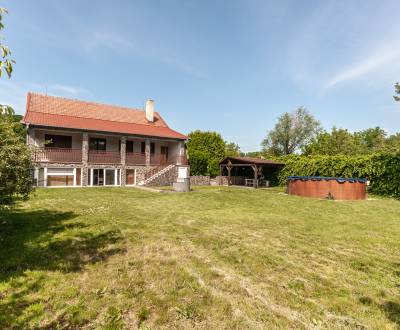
[189,151,209,175]
[278,153,400,198]
[0,109,33,205]
[187,130,226,176]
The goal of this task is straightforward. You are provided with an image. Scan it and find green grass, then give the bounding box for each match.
[1,187,400,329]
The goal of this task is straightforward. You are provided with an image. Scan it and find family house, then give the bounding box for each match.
[22,93,188,187]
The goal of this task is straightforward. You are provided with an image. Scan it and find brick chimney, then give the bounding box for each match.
[145,99,154,122]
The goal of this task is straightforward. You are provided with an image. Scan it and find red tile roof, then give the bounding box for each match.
[23,93,187,140]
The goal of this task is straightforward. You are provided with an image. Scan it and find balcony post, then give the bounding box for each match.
[177,141,185,165]
[145,139,151,166]
[82,133,89,186]
[27,126,35,146]
[120,137,126,186]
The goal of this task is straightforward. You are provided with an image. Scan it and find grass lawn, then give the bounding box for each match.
[1,187,400,329]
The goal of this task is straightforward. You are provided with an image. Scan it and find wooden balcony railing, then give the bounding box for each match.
[88,151,121,164]
[32,147,188,166]
[33,147,82,163]
[126,152,146,165]
[150,154,188,166]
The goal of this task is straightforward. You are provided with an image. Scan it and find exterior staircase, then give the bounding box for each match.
[139,164,177,186]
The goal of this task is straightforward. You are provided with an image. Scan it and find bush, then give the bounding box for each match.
[187,130,226,176]
[0,109,33,205]
[189,151,209,175]
[278,153,400,198]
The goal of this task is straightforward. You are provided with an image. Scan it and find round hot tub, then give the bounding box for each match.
[287,176,367,200]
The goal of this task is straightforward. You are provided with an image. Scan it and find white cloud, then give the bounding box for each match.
[0,81,92,114]
[325,48,400,89]
[47,84,92,96]
[82,30,135,54]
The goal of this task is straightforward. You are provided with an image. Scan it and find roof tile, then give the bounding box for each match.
[23,93,187,140]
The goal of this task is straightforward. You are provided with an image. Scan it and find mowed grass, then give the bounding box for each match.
[1,187,400,329]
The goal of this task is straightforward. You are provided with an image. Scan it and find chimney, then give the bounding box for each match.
[145,99,154,122]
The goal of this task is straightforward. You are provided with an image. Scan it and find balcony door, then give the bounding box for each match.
[89,138,106,151]
[92,169,104,186]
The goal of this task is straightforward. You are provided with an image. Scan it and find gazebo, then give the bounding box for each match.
[219,156,284,188]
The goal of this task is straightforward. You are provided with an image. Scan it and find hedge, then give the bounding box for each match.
[277,153,400,198]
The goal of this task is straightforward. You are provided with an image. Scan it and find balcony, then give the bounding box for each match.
[88,151,121,164]
[126,152,146,165]
[33,147,82,163]
[32,148,188,166]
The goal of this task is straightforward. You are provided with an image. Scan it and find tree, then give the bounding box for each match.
[394,83,400,102]
[262,107,321,156]
[224,141,240,157]
[0,8,15,78]
[303,127,360,155]
[187,130,226,176]
[385,133,400,153]
[0,109,33,205]
[0,8,32,205]
[355,127,386,152]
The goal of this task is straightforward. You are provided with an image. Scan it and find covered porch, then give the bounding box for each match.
[219,157,284,188]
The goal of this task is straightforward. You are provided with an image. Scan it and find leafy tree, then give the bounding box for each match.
[187,130,226,176]
[0,8,15,78]
[240,151,263,158]
[0,8,32,205]
[355,127,386,152]
[385,133,400,153]
[0,108,33,205]
[224,141,240,157]
[394,83,400,102]
[262,107,321,156]
[303,127,359,155]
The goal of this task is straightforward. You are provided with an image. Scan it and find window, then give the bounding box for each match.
[45,134,72,149]
[141,142,145,153]
[105,169,115,185]
[89,138,106,151]
[126,141,134,153]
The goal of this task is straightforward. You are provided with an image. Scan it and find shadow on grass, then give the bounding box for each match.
[380,301,400,326]
[0,207,125,327]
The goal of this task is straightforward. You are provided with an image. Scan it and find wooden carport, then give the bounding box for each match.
[219,156,284,188]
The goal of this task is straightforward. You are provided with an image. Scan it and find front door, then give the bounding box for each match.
[160,146,169,164]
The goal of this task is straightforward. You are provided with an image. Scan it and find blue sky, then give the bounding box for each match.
[1,0,399,151]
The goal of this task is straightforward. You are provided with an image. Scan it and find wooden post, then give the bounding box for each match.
[227,166,232,186]
[252,165,257,188]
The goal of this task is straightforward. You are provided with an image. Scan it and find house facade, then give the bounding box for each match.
[22,93,188,187]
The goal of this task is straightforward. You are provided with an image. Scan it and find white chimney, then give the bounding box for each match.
[145,99,154,122]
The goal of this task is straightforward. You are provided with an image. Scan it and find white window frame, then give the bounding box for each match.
[45,167,76,187]
[90,168,121,187]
